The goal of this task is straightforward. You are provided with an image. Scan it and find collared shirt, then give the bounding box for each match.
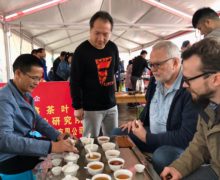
[150,70,183,133]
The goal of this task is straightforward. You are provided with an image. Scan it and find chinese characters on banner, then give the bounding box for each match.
[32,82,83,137]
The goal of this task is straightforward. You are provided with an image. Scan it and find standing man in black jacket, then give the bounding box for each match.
[131,50,149,91]
[112,41,198,174]
[70,11,119,137]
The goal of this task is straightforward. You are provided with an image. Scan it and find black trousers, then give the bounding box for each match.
[0,155,43,175]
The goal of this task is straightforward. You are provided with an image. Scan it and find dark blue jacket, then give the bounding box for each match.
[139,77,198,151]
[40,59,49,81]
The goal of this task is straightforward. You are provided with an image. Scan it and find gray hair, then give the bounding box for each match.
[152,40,181,61]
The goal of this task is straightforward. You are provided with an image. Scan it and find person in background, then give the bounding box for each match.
[67,53,73,81]
[115,60,125,92]
[125,59,135,107]
[36,48,49,81]
[125,60,133,92]
[192,7,220,38]
[112,41,198,174]
[47,67,55,81]
[67,53,73,65]
[131,50,149,91]
[161,38,220,180]
[53,51,67,81]
[56,53,73,81]
[31,49,37,56]
[181,40,191,52]
[70,11,119,137]
[0,54,78,176]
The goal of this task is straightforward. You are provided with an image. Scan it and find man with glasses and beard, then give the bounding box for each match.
[161,38,220,180]
[112,41,198,174]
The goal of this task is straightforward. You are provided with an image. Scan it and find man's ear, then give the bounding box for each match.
[14,69,22,78]
[204,19,214,28]
[213,73,220,87]
[172,57,179,68]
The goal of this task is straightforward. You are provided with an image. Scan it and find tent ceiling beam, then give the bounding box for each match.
[45,30,88,47]
[53,37,86,51]
[4,0,68,22]
[141,0,192,20]
[112,33,142,45]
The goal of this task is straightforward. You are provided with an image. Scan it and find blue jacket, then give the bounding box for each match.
[139,77,198,151]
[0,81,60,162]
[40,59,49,81]
[56,60,70,81]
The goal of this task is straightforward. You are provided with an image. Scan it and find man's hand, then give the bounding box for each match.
[160,167,182,180]
[74,108,84,120]
[120,120,136,133]
[57,133,77,141]
[51,139,78,153]
[131,120,147,143]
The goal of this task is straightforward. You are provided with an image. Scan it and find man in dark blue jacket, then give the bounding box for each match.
[112,41,198,174]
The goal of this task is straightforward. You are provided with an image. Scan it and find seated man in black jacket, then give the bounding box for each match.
[112,40,198,174]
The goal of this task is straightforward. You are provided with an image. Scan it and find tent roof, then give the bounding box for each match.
[1,0,220,53]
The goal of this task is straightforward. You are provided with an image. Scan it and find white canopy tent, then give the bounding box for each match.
[0,0,220,81]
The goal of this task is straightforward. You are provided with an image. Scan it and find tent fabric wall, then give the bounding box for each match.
[0,24,6,82]
[0,0,220,81]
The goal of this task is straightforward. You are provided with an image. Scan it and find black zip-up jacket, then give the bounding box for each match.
[139,77,199,151]
[131,56,149,77]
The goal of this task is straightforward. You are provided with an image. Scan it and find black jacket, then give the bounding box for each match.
[131,56,149,77]
[139,77,198,151]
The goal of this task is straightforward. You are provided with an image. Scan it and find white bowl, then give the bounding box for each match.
[62,163,79,176]
[87,161,104,176]
[80,137,94,145]
[85,152,101,162]
[97,136,110,145]
[51,153,63,159]
[114,169,133,180]
[91,173,112,180]
[51,166,62,176]
[51,158,62,166]
[134,164,145,173]
[105,149,120,160]
[102,142,116,151]
[64,152,79,163]
[62,175,79,180]
[108,157,125,171]
[85,144,98,153]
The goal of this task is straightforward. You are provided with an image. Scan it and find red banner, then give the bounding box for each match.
[32,82,82,137]
[0,82,83,137]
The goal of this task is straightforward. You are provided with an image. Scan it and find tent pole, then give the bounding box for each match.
[108,0,112,15]
[3,23,11,81]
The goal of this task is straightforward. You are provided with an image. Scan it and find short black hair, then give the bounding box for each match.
[60,51,66,57]
[36,48,45,53]
[31,49,37,55]
[90,11,114,31]
[181,40,190,48]
[192,7,219,28]
[182,38,220,72]
[140,50,147,55]
[13,54,43,73]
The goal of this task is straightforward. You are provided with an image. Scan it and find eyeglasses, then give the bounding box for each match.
[149,58,174,69]
[24,73,42,82]
[183,72,217,86]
